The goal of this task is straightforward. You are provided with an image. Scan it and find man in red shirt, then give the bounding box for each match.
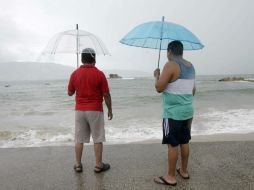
[68,48,112,173]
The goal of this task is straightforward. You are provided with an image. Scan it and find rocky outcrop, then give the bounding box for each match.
[219,77,244,82]
[109,74,122,79]
[245,79,254,82]
[218,77,254,82]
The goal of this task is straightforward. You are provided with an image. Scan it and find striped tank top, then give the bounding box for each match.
[162,58,195,120]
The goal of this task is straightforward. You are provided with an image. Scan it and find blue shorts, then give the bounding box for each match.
[162,118,192,146]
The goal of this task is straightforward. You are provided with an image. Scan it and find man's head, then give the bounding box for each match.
[81,48,96,64]
[167,41,183,59]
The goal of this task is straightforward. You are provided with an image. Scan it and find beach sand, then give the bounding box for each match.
[0,136,253,190]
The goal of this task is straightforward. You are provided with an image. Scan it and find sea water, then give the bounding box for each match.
[0,75,254,148]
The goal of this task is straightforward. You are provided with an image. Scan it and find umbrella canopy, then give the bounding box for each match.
[120,17,204,67]
[40,24,110,68]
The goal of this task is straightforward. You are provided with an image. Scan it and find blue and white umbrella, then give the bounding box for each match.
[120,17,204,67]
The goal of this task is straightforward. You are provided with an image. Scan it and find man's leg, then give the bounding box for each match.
[154,144,178,186]
[75,143,83,166]
[178,118,192,177]
[154,118,179,185]
[180,143,189,177]
[94,142,103,167]
[75,111,88,167]
[165,144,178,182]
[155,144,178,184]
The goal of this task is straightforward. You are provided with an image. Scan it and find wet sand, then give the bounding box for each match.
[135,132,254,144]
[0,140,253,189]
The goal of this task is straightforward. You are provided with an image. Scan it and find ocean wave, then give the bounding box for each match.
[1,109,254,148]
[122,78,135,80]
[0,131,13,140]
[193,109,254,135]
[106,123,161,143]
[0,120,163,148]
[0,129,74,148]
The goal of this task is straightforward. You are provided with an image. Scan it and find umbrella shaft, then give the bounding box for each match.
[157,39,162,68]
[76,24,79,68]
[76,53,79,68]
[157,49,161,68]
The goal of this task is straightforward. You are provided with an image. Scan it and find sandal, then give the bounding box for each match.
[154,176,177,186]
[74,163,83,173]
[94,163,110,173]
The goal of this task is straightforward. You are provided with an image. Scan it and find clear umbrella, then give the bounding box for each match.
[39,24,110,68]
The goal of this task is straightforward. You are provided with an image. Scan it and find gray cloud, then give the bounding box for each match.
[0,0,254,74]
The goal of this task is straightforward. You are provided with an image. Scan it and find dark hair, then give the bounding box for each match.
[81,53,96,64]
[167,41,183,56]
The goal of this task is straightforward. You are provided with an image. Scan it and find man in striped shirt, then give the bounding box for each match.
[153,41,196,186]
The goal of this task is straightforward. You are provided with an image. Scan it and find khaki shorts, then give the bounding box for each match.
[75,111,105,143]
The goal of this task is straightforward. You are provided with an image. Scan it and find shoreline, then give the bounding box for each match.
[1,132,253,149]
[130,132,254,144]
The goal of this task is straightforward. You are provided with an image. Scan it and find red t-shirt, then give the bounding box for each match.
[68,65,109,112]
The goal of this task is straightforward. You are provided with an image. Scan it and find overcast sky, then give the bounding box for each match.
[0,0,254,75]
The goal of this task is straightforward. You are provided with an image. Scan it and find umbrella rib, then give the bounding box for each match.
[141,37,149,48]
[190,42,194,50]
[155,38,159,49]
[91,35,107,55]
[52,34,63,54]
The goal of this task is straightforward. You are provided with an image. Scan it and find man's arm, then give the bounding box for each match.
[103,93,113,120]
[154,62,174,93]
[68,90,75,96]
[68,72,75,96]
